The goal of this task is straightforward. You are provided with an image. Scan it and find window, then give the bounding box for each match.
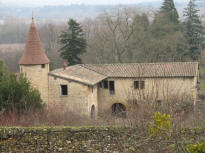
[134,81,139,89]
[112,103,126,118]
[98,82,102,88]
[61,85,68,96]
[91,105,96,119]
[109,81,115,95]
[104,80,108,89]
[41,64,45,68]
[134,81,145,89]
[157,100,162,106]
[140,81,145,89]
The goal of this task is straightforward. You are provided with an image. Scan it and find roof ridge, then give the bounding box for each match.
[79,64,108,77]
[82,62,199,66]
[80,62,198,77]
[50,65,78,73]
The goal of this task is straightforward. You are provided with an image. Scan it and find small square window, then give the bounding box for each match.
[41,64,45,68]
[103,80,108,89]
[61,85,68,96]
[157,100,162,106]
[134,81,145,89]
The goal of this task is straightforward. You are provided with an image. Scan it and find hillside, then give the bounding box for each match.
[0,2,204,21]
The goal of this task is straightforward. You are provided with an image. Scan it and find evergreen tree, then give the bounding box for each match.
[183,0,204,60]
[59,19,87,65]
[147,0,189,62]
[0,61,43,112]
[160,0,179,23]
[152,0,180,39]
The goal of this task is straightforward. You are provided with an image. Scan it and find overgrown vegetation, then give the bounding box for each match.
[0,61,43,113]
[0,0,204,152]
[0,77,204,152]
[148,112,172,138]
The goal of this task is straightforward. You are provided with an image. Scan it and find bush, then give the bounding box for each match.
[187,142,205,153]
[148,112,172,138]
[0,61,43,113]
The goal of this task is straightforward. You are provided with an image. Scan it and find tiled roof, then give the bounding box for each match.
[19,19,50,65]
[81,62,199,78]
[49,62,198,85]
[49,65,107,86]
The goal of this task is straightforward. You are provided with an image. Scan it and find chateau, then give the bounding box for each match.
[19,19,199,118]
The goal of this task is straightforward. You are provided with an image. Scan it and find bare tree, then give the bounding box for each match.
[83,8,138,63]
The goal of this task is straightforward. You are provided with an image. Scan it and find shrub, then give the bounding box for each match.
[0,61,43,113]
[148,112,172,138]
[187,142,205,153]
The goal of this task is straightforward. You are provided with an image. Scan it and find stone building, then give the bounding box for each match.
[19,20,199,118]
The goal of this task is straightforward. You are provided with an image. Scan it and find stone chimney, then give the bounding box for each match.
[64,62,67,70]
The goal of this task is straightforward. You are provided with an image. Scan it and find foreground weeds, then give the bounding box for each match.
[0,99,205,152]
[0,104,94,127]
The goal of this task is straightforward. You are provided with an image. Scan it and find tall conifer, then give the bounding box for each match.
[160,0,179,23]
[183,0,204,60]
[59,19,87,65]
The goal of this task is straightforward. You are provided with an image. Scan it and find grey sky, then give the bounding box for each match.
[2,0,187,6]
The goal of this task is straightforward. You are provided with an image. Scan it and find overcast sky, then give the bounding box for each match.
[2,0,187,6]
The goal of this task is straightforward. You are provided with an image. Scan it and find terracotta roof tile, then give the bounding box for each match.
[49,62,198,86]
[19,19,50,65]
[81,62,198,78]
[49,65,107,86]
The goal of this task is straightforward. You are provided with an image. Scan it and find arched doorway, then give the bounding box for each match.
[91,105,96,119]
[112,103,126,117]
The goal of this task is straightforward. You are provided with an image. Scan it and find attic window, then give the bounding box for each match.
[41,64,45,68]
[61,85,68,96]
[104,80,108,89]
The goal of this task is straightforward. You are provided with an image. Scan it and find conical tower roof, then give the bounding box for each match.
[19,19,50,65]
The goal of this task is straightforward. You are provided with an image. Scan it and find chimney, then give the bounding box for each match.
[63,62,67,70]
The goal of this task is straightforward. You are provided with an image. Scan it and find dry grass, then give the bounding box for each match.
[0,104,95,127]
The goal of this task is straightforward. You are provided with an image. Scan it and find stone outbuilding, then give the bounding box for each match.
[19,19,199,118]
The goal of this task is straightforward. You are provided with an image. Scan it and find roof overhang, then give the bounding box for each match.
[49,73,107,86]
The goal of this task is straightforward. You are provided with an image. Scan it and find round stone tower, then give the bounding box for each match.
[19,19,50,103]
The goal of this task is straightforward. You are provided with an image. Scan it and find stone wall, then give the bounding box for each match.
[0,127,136,153]
[88,85,98,118]
[0,127,204,152]
[98,77,197,114]
[48,75,91,116]
[20,64,49,103]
